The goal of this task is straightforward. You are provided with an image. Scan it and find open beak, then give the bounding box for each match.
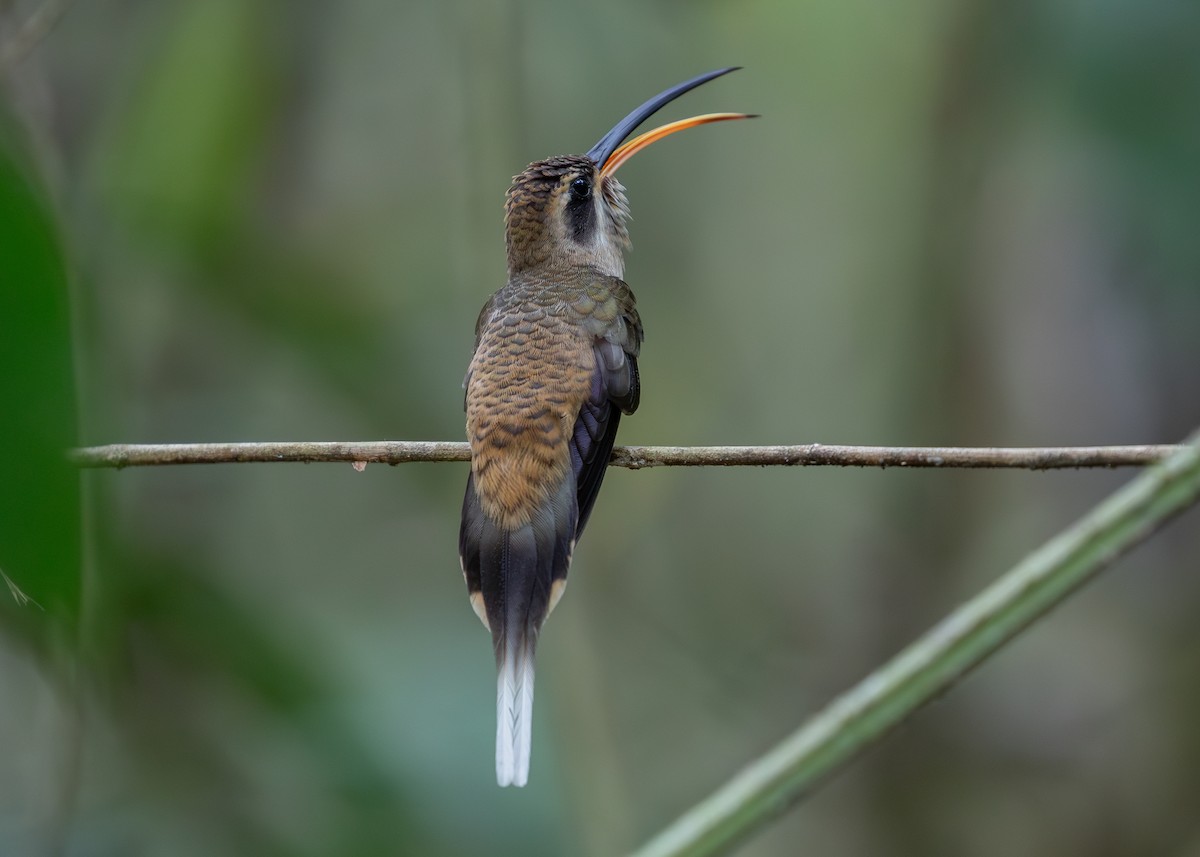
[586,67,755,177]
[599,113,755,177]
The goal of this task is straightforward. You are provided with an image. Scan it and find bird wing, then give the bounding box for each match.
[570,280,642,539]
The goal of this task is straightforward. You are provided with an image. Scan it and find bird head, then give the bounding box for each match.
[504,68,754,278]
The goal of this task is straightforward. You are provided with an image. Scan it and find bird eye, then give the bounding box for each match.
[569,176,591,201]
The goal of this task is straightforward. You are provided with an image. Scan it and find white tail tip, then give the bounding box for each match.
[495,645,535,787]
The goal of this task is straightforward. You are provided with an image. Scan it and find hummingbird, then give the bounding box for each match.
[459,67,753,787]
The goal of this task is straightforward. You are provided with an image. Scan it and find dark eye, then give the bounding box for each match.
[569,176,591,202]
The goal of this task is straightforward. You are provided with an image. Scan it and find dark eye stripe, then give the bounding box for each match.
[566,175,594,240]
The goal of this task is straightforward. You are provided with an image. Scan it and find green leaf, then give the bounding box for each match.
[0,128,81,642]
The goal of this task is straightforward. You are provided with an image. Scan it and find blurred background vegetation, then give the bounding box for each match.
[1,0,1198,854]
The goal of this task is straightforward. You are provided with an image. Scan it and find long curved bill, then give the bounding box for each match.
[599,112,756,177]
[585,67,754,173]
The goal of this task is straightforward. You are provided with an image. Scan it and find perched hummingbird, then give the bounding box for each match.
[459,68,752,787]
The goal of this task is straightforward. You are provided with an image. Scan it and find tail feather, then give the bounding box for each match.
[496,636,535,787]
[460,477,577,787]
[489,521,546,788]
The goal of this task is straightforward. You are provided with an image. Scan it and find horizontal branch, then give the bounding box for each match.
[69,441,1186,470]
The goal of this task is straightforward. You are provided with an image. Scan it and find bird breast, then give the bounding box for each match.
[466,303,595,529]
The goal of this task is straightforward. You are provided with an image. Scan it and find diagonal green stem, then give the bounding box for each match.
[631,431,1200,857]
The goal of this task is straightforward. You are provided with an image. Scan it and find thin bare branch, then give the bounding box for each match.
[68,441,1186,470]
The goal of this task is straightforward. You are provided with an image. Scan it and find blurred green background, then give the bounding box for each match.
[2,0,1199,854]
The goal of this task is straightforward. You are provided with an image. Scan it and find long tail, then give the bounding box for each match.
[460,477,576,788]
[495,625,536,787]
